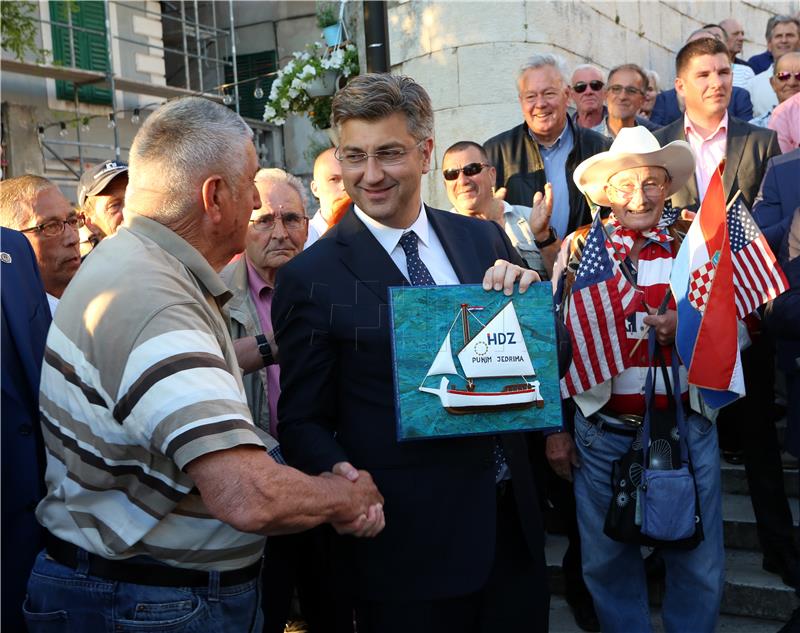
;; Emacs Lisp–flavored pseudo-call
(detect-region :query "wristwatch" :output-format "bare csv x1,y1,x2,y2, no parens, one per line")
534,226,558,248
254,334,274,367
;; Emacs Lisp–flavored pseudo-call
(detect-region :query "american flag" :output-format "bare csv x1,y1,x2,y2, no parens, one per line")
728,200,788,318
562,217,642,397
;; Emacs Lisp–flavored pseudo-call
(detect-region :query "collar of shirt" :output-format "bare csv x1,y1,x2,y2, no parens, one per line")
684,110,728,142
528,118,573,151
245,256,272,298
352,200,427,256
124,213,232,306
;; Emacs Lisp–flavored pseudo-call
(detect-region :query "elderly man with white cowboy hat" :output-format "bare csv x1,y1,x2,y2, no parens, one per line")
548,126,725,632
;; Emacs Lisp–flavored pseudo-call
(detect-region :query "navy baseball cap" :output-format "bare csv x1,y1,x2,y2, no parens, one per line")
77,160,128,206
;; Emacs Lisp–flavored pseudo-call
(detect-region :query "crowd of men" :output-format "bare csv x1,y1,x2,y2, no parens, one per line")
1,9,799,633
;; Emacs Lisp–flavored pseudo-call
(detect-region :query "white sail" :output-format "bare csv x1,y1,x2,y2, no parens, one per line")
426,332,458,377
457,302,534,378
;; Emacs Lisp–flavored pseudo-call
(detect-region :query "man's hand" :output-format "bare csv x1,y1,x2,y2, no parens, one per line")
327,461,385,538
642,307,677,346
530,183,554,241
482,260,541,296
546,432,579,481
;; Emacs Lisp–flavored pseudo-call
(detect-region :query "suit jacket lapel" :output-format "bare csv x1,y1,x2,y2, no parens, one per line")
723,119,748,204
427,207,482,284
336,208,408,304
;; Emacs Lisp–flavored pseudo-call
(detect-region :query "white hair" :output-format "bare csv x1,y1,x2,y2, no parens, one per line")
518,53,570,89
254,168,309,214
127,97,253,223
571,63,607,83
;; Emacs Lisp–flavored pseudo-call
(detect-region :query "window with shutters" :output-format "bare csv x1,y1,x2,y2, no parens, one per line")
49,1,111,105
225,51,278,120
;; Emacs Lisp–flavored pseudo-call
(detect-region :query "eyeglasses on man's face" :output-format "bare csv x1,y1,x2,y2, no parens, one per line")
775,71,800,81
442,162,490,181
607,84,644,97
606,180,666,201
21,214,85,237
249,212,308,232
572,80,605,93
334,140,425,168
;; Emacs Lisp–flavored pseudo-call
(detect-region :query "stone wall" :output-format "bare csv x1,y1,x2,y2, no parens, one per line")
386,1,796,209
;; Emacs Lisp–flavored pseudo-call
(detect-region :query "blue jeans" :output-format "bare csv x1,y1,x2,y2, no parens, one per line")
23,549,263,632
573,409,724,633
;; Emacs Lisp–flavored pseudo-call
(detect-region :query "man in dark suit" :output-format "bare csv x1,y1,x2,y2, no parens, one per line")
273,73,549,633
753,148,800,252
0,227,52,632
654,38,781,212
657,36,795,586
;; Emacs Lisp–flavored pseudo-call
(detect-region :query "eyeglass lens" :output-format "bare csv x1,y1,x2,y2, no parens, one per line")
776,71,800,81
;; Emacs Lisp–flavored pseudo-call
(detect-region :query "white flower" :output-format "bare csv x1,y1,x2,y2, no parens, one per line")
263,105,276,119
273,117,285,125
269,84,279,100
293,51,304,59
291,77,304,89
301,64,316,77
280,99,290,110
301,52,310,61
288,88,299,99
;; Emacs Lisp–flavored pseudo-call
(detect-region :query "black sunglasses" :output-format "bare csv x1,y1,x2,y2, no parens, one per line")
442,162,490,181
775,71,800,81
572,80,604,93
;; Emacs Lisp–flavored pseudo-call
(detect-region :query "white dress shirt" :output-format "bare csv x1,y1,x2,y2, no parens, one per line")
46,293,59,316
352,202,460,285
748,66,779,119
304,210,330,249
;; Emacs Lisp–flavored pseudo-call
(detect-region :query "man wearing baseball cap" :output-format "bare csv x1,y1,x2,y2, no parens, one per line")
78,159,128,242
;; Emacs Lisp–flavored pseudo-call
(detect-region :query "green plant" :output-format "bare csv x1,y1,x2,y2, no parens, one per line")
1,0,49,63
316,2,338,29
263,43,358,129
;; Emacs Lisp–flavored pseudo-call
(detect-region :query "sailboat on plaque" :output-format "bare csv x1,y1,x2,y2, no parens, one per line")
418,301,544,414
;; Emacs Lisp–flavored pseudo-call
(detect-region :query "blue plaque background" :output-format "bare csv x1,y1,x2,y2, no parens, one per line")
389,283,563,441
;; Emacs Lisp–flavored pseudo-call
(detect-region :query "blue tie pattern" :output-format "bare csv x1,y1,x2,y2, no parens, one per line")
399,231,436,286
398,231,509,482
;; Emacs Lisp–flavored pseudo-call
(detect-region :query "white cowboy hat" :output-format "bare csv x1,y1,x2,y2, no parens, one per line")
573,126,695,207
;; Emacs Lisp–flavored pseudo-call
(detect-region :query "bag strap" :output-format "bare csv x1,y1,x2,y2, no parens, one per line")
642,330,689,466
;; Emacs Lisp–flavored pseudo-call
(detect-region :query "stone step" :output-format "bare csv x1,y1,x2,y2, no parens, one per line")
721,460,798,497
546,534,798,622
723,493,799,551
548,594,788,633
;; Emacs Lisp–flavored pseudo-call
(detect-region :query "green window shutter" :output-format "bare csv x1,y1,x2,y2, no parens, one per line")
225,51,277,120
50,0,111,105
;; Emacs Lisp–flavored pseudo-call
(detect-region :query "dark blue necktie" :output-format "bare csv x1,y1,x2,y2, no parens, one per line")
399,231,508,481
399,231,435,286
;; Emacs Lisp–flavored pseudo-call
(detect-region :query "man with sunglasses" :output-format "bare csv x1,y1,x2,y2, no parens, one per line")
592,64,660,140
750,51,800,127
0,175,81,314
570,64,607,129
442,141,555,279
747,16,800,119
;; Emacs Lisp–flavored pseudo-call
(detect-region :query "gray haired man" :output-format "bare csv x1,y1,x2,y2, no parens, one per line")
24,97,384,632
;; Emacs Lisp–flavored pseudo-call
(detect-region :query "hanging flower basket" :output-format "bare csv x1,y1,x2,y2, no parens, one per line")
263,42,359,130
305,70,339,97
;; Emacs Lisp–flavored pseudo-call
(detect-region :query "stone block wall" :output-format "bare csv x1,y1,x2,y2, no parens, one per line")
387,1,796,209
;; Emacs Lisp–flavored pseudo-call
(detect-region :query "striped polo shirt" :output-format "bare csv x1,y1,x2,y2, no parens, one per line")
37,214,266,572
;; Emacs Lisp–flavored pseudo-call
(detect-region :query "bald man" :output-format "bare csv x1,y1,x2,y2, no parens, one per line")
306,147,348,248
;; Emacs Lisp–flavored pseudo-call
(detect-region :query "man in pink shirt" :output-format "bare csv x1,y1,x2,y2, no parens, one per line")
656,36,797,589
769,91,800,152
655,36,780,211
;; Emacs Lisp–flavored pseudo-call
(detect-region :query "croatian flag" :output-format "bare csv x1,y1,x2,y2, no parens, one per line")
670,169,743,409
562,215,642,397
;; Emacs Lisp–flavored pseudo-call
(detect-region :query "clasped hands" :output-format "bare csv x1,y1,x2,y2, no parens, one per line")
327,461,385,538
